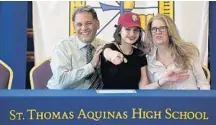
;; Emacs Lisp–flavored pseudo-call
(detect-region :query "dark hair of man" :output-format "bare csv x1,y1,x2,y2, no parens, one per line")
72,5,99,22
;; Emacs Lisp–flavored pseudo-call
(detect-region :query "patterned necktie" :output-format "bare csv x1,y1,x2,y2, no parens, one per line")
86,44,103,89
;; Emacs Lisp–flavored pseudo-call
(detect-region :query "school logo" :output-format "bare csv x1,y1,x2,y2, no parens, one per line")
132,14,138,22
69,1,174,42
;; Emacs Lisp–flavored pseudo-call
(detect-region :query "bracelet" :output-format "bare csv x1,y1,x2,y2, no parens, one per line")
157,80,162,87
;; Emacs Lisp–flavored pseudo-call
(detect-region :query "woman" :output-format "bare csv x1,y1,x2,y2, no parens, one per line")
144,14,210,90
100,12,189,89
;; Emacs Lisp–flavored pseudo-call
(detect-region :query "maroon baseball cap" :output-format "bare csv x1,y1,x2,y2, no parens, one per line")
117,12,142,29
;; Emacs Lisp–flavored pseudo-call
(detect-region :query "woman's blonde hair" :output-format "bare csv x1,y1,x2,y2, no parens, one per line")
144,14,199,69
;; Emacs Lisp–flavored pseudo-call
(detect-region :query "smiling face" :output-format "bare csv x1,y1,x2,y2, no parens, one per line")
151,19,169,46
120,26,140,45
73,12,100,43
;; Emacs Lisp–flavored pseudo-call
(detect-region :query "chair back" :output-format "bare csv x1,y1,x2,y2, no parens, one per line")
202,65,210,83
30,58,52,89
0,60,13,89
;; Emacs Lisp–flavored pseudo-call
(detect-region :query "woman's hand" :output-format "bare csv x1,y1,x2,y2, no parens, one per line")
109,50,124,65
164,70,189,83
104,48,124,65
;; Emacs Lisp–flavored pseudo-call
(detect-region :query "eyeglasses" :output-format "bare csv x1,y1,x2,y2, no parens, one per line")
151,26,167,33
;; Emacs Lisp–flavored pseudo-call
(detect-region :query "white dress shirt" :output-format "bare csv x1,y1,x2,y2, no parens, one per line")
147,47,210,90
47,36,101,89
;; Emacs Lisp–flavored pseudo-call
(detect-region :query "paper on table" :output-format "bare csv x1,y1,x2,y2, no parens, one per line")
96,90,137,94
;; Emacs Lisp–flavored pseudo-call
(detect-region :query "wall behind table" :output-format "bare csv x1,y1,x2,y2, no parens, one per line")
0,2,28,89
209,1,216,89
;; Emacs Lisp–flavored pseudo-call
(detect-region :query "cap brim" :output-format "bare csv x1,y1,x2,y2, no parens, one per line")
121,22,143,30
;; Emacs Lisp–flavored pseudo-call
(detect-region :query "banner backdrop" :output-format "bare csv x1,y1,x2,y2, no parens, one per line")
0,90,216,125
33,1,209,66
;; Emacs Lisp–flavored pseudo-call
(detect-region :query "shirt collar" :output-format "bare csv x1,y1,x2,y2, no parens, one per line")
75,36,87,49
149,46,157,64
75,35,96,50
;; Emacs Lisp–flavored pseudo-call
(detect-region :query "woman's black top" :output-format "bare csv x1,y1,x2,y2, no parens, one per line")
100,43,147,89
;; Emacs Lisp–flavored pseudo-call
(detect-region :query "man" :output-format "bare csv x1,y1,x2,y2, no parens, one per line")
47,6,104,89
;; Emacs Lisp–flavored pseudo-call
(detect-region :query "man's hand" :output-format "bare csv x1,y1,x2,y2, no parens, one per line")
91,44,104,68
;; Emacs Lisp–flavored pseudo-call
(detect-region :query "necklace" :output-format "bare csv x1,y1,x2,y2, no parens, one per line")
116,43,133,63
117,44,133,55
